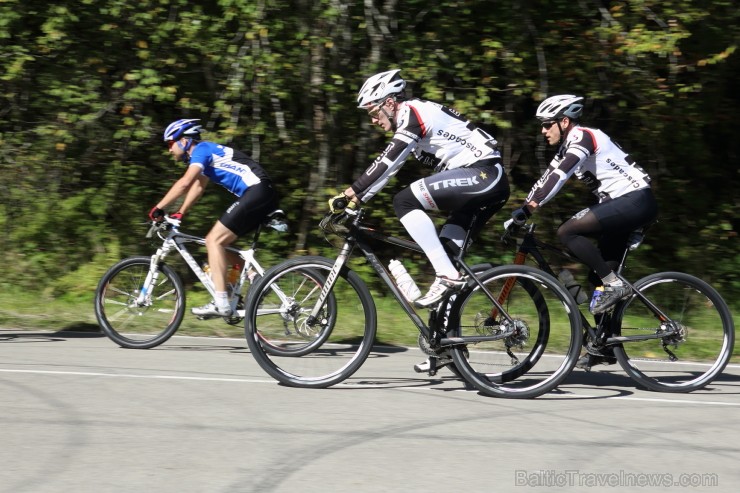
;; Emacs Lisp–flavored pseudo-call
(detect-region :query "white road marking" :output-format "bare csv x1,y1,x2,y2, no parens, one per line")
2,367,738,406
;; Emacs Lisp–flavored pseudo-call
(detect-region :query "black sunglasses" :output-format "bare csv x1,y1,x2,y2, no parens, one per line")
541,120,559,130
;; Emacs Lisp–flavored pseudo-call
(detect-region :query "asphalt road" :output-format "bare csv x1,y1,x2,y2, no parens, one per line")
2,327,739,493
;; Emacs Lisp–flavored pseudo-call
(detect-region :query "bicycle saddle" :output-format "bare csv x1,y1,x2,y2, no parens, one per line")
263,209,289,232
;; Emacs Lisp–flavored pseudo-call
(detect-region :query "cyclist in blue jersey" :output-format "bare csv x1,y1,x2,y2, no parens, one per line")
149,119,280,317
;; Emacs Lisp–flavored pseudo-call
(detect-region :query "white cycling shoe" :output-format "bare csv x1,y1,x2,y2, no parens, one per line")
413,276,466,308
191,301,233,318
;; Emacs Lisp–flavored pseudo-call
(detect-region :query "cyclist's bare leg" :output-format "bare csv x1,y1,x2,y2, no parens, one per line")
205,220,239,293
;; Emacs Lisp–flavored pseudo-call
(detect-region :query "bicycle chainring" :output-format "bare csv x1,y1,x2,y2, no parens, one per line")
417,332,438,357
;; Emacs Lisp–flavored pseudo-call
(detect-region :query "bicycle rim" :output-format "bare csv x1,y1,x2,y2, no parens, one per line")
449,265,582,398
612,272,735,392
244,257,377,388
94,257,185,349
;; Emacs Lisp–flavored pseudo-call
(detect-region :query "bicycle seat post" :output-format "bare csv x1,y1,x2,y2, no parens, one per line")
250,223,265,250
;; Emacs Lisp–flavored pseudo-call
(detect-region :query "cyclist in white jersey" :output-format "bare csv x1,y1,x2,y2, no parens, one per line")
329,70,509,307
506,95,658,365
149,119,280,317
331,70,511,374
330,69,510,311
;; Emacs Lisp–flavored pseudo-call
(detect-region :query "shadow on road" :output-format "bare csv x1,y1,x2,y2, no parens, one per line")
0,324,103,342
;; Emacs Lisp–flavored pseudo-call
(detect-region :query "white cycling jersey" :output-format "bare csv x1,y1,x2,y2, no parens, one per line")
526,125,651,205
351,99,500,202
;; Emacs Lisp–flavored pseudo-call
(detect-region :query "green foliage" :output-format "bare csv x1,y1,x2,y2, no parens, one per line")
0,0,737,312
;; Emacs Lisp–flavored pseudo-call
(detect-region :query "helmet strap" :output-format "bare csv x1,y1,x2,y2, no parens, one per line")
177,138,192,152
380,101,397,132
177,138,195,163
556,118,572,145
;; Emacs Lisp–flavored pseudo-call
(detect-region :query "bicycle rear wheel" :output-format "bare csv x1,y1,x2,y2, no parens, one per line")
612,271,735,392
244,256,377,388
448,265,582,398
94,256,185,349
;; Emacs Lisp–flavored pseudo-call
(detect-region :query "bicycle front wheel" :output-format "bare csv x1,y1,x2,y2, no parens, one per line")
244,256,377,388
255,268,338,357
448,265,582,398
94,256,185,349
612,271,735,392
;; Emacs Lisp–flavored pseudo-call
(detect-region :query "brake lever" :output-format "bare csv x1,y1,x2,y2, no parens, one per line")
145,221,160,239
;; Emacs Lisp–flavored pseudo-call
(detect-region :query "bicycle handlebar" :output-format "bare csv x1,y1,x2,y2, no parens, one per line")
145,215,181,239
500,221,531,245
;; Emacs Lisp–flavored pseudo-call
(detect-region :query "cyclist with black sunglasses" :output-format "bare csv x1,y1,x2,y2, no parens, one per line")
505,95,658,340
330,70,510,309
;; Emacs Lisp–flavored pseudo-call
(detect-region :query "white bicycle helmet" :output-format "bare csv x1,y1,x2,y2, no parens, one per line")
536,95,584,121
163,119,202,141
357,69,407,108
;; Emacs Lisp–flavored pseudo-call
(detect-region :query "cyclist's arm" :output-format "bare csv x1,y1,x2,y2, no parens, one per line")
177,173,209,214
525,131,595,207
155,164,206,210
348,133,418,203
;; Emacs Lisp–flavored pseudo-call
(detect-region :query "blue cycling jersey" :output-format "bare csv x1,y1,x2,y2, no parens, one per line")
189,141,271,197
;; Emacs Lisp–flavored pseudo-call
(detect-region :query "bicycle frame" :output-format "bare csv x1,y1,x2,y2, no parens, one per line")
309,210,517,350
135,216,282,317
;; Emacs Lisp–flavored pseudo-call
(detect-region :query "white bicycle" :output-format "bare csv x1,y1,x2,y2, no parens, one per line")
94,212,337,351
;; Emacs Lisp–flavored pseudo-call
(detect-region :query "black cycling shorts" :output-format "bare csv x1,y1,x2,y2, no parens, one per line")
393,159,510,232
219,181,279,236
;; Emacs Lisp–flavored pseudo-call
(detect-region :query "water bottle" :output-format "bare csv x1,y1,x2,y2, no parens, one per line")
590,286,605,312
228,264,241,285
558,269,588,304
389,259,422,302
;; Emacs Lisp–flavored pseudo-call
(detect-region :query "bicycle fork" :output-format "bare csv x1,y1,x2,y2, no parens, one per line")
135,245,173,307
307,241,354,326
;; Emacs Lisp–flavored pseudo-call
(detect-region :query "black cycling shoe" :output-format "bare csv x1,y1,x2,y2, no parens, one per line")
589,283,632,314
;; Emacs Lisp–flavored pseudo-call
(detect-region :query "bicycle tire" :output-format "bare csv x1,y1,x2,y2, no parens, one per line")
254,268,338,357
244,256,377,388
94,256,185,349
612,271,735,392
447,264,582,398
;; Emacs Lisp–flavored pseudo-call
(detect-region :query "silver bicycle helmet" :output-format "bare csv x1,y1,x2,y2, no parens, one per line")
536,95,584,121
357,69,407,108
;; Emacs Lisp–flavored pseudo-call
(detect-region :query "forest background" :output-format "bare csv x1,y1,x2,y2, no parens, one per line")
0,0,737,331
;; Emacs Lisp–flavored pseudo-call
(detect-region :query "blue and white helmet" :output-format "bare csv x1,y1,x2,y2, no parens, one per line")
357,69,406,108
163,119,202,142
535,95,584,121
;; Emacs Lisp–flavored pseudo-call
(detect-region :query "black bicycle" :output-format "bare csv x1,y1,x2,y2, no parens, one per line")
243,208,582,399
502,221,735,392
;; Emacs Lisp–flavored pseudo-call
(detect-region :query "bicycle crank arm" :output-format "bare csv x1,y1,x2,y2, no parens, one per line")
440,334,509,345
605,330,676,344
